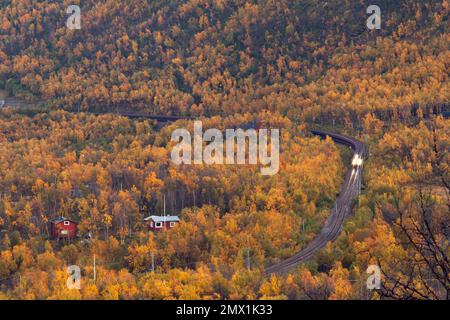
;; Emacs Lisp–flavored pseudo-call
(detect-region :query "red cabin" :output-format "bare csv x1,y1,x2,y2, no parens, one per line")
144,215,180,231
49,217,78,240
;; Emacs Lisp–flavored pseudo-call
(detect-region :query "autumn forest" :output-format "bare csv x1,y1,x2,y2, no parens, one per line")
0,0,448,300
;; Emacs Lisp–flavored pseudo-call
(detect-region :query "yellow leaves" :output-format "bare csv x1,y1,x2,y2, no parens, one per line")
329,262,353,300
142,278,173,299
82,284,100,300
194,31,207,44
12,244,34,270
2,197,14,220
295,267,333,299
212,0,226,11
265,187,287,211
172,57,183,66
33,178,48,192
37,251,60,272
102,214,112,229
0,251,16,277
171,25,182,37
353,215,406,276
11,55,39,76
73,42,84,58
249,210,297,252
199,15,209,29
229,269,260,300
139,267,217,300
45,270,82,300
64,152,77,165
177,284,201,300
224,218,239,234
363,113,384,135
126,242,155,273
157,15,165,26
144,172,164,200
259,275,283,298
0,17,11,31
153,31,163,45
103,284,120,300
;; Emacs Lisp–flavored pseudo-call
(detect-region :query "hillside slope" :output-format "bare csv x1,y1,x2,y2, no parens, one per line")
0,0,448,119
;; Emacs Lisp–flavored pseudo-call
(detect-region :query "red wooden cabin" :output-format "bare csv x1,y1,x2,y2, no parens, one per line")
49,217,78,240
144,215,180,231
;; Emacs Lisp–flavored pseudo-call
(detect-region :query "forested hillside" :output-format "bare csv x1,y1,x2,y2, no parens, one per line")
0,0,448,300
0,0,448,119
0,110,346,299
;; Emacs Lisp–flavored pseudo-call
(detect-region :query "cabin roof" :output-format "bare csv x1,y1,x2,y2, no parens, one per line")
49,217,76,224
144,215,180,223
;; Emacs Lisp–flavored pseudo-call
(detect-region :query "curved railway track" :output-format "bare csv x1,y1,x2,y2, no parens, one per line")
265,130,366,275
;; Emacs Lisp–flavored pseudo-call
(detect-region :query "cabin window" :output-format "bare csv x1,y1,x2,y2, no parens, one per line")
170,222,175,228
155,222,163,228
63,221,70,226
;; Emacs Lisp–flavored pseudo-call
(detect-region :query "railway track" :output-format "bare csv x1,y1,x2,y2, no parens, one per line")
91,112,189,122
265,130,366,275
